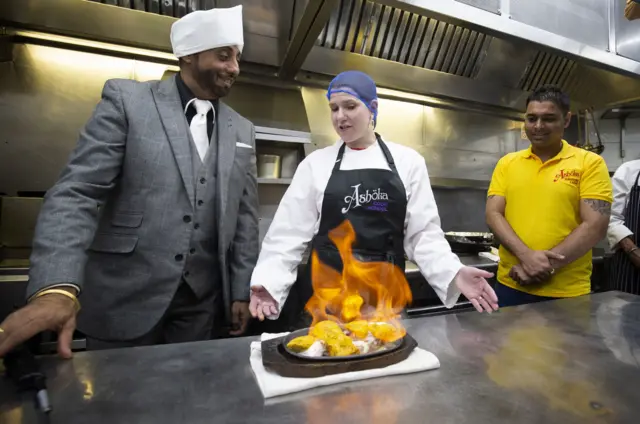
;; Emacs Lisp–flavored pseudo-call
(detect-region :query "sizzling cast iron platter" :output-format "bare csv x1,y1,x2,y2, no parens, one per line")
282,328,403,361
262,328,418,378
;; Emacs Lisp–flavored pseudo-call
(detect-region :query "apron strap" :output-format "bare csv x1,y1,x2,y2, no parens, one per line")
332,142,348,172
376,133,400,175
333,134,400,174
375,134,405,266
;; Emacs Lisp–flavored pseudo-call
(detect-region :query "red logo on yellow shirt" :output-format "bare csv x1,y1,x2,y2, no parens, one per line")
553,169,581,186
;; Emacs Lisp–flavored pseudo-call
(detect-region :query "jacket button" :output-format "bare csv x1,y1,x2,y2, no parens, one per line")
199,178,206,184
183,215,192,223
197,200,204,206
175,254,184,261
183,270,190,277
189,248,196,254
194,223,200,230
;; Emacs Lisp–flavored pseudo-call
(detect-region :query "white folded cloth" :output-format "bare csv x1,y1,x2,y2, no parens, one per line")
479,251,500,263
249,332,441,399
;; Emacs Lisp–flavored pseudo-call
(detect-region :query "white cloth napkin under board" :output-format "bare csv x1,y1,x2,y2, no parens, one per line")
249,332,441,399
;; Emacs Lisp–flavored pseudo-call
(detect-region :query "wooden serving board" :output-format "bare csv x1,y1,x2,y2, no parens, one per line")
261,333,418,378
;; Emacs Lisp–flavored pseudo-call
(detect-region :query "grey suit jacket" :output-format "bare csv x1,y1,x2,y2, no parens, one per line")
26,76,259,340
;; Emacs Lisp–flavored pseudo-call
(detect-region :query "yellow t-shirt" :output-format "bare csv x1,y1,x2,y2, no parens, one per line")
487,141,612,297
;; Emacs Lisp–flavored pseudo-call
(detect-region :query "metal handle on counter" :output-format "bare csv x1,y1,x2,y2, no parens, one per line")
406,301,474,317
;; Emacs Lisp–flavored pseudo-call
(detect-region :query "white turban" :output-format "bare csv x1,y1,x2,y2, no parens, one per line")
170,5,244,58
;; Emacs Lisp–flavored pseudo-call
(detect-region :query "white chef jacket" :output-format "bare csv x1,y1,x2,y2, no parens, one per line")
250,138,464,319
607,159,640,250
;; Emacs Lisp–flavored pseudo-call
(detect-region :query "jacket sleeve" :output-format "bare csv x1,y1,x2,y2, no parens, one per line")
403,154,463,308
229,124,260,302
250,157,319,318
607,162,634,249
27,79,128,298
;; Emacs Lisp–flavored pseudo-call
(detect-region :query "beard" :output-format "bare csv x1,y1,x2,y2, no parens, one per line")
194,62,236,98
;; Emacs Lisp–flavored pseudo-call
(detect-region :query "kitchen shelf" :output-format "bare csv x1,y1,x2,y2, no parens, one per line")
257,178,292,185
256,133,310,144
255,126,311,144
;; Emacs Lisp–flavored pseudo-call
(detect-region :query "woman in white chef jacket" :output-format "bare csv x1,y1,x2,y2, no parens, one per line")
249,71,499,325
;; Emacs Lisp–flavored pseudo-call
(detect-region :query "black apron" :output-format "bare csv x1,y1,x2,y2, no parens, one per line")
608,170,640,295
280,134,408,330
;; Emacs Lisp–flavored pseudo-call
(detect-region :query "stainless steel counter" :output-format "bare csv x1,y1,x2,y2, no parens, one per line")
405,253,498,275
406,251,606,275
1,291,639,423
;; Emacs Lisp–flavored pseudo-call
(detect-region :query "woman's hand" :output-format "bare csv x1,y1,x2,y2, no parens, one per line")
249,286,279,321
454,267,499,313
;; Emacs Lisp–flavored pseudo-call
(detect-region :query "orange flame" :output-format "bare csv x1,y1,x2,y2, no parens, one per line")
304,220,413,341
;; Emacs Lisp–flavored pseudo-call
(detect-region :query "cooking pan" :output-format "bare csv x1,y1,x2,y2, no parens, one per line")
445,232,494,254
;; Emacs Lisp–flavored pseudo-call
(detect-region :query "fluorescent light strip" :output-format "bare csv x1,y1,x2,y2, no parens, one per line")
10,29,179,66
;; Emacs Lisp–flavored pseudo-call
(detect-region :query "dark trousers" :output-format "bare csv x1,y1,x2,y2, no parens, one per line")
86,282,222,351
495,283,557,308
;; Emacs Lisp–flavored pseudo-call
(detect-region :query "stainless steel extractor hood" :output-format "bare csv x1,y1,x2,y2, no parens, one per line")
3,0,640,113
300,0,640,112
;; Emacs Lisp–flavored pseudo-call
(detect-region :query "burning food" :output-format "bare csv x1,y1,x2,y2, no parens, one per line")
286,318,404,358
286,219,413,359
287,335,317,352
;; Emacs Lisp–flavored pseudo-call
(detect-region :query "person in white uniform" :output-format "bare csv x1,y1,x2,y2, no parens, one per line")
607,159,640,294
248,71,499,326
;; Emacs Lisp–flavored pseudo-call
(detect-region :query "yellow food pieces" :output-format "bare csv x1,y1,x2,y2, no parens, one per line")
341,294,364,322
286,335,317,352
309,320,342,339
309,320,359,357
345,320,369,339
297,319,403,357
369,322,403,343
324,332,360,357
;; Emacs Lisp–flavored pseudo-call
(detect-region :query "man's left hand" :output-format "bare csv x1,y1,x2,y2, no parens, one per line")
230,301,251,336
454,267,499,313
510,264,551,285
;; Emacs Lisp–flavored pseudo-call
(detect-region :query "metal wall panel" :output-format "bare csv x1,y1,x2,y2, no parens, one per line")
510,0,609,51
455,0,499,15
583,117,640,171
0,44,135,196
615,0,640,63
421,106,519,181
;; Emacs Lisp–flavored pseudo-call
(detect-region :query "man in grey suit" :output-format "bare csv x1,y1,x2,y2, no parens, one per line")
0,5,258,357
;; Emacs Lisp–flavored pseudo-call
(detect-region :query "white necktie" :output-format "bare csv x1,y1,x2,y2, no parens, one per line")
187,99,213,161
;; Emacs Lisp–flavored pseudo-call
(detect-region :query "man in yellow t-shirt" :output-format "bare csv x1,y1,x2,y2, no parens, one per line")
486,85,612,307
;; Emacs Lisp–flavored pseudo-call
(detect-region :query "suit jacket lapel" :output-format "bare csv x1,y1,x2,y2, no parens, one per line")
217,102,236,244
152,76,196,207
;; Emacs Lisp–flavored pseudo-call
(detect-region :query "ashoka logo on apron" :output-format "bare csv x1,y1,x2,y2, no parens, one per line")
342,183,389,214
